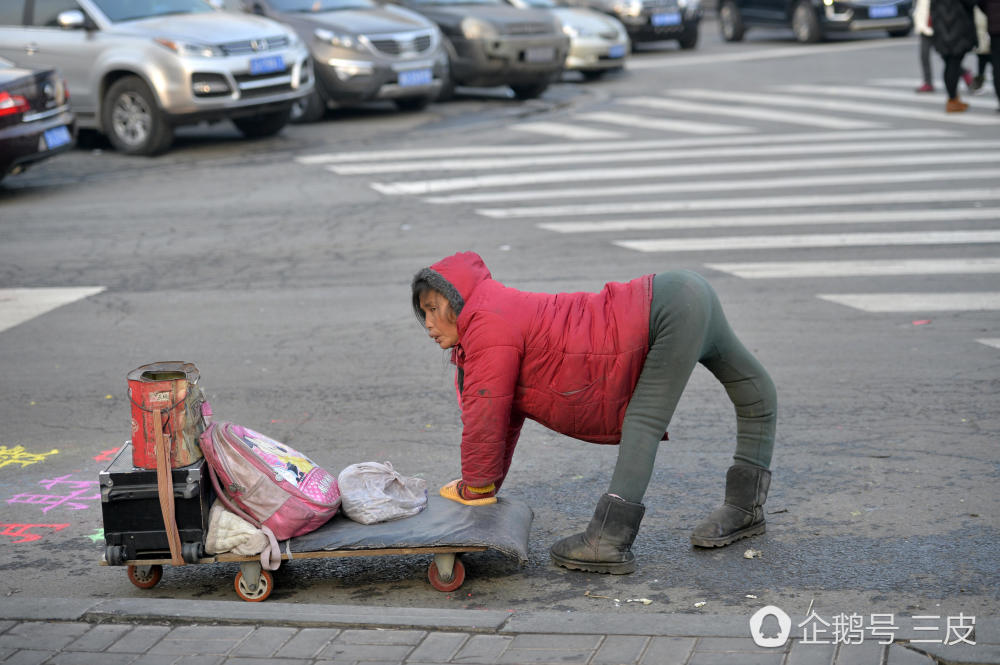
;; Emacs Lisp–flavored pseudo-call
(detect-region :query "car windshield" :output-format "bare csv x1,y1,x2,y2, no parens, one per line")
91,0,215,22
267,0,377,11
406,0,499,5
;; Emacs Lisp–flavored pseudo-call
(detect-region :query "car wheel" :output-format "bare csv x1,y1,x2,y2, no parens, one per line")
290,90,326,124
792,1,822,43
719,0,746,42
511,81,549,100
394,96,433,111
102,75,173,156
232,108,291,138
678,24,699,49
888,26,913,37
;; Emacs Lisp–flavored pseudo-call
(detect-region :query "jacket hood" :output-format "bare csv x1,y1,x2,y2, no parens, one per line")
411,251,492,321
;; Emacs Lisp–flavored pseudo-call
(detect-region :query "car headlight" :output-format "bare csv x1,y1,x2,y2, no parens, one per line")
154,38,224,57
460,17,498,39
562,23,580,37
315,27,356,49
612,0,642,16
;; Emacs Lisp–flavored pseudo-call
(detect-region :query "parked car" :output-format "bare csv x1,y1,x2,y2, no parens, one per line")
229,0,447,120
717,0,913,42
503,0,628,79
0,0,313,156
0,56,75,184
384,0,569,100
563,0,700,50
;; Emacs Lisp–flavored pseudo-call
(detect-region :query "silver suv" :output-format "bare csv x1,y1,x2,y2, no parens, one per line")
0,0,314,155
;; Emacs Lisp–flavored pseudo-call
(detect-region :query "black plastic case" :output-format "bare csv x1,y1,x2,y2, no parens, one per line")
100,442,213,564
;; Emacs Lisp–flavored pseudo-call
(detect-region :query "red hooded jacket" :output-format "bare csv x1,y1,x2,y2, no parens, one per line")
425,252,654,489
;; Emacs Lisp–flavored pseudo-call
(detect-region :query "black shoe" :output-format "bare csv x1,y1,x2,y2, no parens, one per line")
550,494,645,574
690,464,770,548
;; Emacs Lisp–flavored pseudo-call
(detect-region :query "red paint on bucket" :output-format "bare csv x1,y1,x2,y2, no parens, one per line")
127,362,204,469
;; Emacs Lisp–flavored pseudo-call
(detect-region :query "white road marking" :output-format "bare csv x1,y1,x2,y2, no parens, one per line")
626,38,905,70
817,292,1000,312
373,149,1000,194
703,258,1000,279
538,208,1000,233
0,287,106,335
671,89,1000,125
619,95,882,129
427,168,1000,204
297,128,953,165
615,230,1000,253
977,338,1000,349
477,188,1000,218
573,111,751,135
868,78,924,88
511,122,626,140
781,83,994,107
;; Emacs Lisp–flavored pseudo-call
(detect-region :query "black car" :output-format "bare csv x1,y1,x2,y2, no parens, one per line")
718,0,913,43
0,57,75,185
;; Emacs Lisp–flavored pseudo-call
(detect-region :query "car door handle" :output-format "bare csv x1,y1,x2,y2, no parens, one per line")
24,43,38,55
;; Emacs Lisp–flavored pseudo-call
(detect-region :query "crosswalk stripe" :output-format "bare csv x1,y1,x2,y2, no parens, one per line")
626,38,904,70
477,188,1000,219
296,129,953,165
372,149,1000,194
511,122,626,140
671,89,1000,125
867,78,923,88
781,84,973,106
817,292,1000,312
538,208,1000,233
704,258,1000,279
977,338,1000,349
619,95,882,129
427,168,1000,204
0,287,106,335
572,111,751,135
342,139,994,176
615,230,1000,253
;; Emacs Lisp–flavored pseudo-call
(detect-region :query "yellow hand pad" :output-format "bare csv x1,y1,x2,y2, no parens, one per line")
440,480,497,506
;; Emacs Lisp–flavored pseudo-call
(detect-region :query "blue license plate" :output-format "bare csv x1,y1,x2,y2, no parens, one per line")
651,11,682,26
608,44,626,58
398,68,433,87
869,4,898,17
43,125,71,150
249,55,285,76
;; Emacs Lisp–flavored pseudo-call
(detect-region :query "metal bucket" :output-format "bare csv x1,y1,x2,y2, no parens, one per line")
127,362,205,469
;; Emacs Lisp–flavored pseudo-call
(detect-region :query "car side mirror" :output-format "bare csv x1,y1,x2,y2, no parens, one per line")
56,9,87,29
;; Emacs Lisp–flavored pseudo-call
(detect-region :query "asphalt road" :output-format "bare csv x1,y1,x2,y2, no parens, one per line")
1,18,998,626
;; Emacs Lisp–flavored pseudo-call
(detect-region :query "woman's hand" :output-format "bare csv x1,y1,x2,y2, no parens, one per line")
439,479,498,506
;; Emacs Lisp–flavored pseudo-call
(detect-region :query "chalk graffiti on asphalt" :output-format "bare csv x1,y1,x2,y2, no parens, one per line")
7,474,101,512
93,446,121,462
0,523,70,543
0,445,59,470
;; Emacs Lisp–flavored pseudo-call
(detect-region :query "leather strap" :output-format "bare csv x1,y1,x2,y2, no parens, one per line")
154,409,184,566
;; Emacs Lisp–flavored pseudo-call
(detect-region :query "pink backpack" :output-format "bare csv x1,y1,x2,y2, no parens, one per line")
199,404,341,567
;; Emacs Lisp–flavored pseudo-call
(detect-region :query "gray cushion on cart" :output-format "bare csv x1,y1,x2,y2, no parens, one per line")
289,495,533,563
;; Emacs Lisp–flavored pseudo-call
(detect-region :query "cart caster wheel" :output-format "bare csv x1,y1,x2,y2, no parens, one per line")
127,564,163,589
428,558,465,592
234,569,273,602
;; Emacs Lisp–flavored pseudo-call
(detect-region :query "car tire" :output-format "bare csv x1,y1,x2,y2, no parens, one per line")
719,0,746,42
888,26,913,37
678,24,699,49
290,90,326,124
394,96,433,111
791,1,823,43
232,108,291,138
511,81,549,100
102,75,173,156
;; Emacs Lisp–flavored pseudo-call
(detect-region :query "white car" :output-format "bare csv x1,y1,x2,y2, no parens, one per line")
503,0,628,79
0,0,314,155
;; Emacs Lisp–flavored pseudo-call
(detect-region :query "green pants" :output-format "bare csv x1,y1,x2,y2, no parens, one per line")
608,271,776,503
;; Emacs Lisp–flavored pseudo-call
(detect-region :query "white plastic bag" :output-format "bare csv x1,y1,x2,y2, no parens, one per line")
337,461,428,525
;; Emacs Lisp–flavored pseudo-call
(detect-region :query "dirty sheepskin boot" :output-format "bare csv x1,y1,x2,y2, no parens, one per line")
550,494,645,574
690,464,770,548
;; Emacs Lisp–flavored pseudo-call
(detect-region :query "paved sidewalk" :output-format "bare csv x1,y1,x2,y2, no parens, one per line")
0,598,997,665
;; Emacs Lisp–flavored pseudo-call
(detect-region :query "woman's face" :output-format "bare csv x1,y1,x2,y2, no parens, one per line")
419,290,459,349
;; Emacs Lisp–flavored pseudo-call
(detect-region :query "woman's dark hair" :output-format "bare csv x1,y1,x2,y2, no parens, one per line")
411,269,464,323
